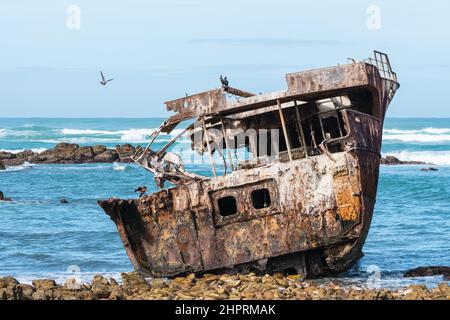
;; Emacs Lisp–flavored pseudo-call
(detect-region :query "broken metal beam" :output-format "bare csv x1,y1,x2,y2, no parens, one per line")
277,99,293,161
202,117,217,177
223,86,256,98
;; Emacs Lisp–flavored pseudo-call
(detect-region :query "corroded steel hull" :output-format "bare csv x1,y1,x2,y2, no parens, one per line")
99,53,399,278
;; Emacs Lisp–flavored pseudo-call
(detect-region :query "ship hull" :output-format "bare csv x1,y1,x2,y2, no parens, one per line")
99,54,399,278
99,111,385,277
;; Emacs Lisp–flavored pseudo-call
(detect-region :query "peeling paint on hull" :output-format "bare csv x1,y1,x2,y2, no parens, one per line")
99,51,399,278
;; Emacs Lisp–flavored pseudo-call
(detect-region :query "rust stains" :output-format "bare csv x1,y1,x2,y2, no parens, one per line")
98,51,399,278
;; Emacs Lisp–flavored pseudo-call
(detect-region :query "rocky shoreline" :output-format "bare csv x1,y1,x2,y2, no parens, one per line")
1,272,448,300
0,144,431,170
0,143,138,169
380,156,430,165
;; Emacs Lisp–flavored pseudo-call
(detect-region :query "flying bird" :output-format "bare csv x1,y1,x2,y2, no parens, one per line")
99,71,114,85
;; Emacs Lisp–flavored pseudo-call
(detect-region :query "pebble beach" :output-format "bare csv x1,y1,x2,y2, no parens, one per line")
1,272,449,300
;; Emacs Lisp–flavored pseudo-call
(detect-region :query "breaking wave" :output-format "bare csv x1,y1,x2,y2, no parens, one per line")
0,148,47,154
383,134,450,143
112,162,127,171
0,126,186,144
383,127,450,143
384,127,450,134
60,129,114,135
1,161,34,172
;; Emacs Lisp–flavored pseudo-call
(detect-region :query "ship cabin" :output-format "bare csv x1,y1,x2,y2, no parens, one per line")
131,51,398,189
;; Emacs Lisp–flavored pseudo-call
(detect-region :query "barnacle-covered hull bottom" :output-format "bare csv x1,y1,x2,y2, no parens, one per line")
99,51,399,278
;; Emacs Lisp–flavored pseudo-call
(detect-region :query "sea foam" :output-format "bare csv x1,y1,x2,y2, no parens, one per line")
1,161,34,172
112,162,127,171
58,128,186,143
0,148,48,154
383,134,450,143
383,127,450,143
384,127,450,135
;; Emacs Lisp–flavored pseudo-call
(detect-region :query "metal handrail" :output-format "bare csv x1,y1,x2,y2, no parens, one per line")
364,51,398,82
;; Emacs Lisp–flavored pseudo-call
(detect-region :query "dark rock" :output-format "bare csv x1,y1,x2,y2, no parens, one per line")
31,289,53,300
115,144,136,163
121,271,148,287
0,276,19,288
33,149,61,164
54,142,79,153
109,278,119,287
32,279,57,290
27,154,42,163
108,287,124,300
403,284,430,300
0,191,12,202
420,167,438,172
1,143,134,166
60,198,69,204
18,284,35,300
0,151,16,160
381,156,401,165
34,143,80,164
437,283,450,296
381,156,429,165
0,285,19,300
72,146,95,163
16,150,35,159
94,149,119,162
91,275,112,299
92,145,108,155
0,277,20,300
1,158,26,167
404,266,450,280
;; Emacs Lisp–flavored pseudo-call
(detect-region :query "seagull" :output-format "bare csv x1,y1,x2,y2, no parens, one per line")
220,75,229,88
99,71,114,85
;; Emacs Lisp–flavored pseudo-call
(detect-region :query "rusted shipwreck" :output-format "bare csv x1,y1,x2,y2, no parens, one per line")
99,51,399,278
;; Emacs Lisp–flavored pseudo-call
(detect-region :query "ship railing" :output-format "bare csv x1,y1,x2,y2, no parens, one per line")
365,50,398,82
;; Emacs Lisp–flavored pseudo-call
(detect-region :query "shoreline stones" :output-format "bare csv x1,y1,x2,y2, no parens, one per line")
0,272,448,300
0,143,139,167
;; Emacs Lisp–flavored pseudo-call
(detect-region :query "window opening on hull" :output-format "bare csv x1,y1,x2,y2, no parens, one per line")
218,196,238,217
251,189,271,209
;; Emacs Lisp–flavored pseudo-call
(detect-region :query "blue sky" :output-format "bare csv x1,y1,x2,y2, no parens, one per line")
0,0,449,117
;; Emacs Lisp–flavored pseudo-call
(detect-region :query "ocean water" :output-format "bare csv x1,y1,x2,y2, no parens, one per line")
0,118,449,288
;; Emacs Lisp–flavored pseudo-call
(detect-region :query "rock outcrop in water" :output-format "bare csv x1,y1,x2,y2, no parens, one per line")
420,167,439,172
380,156,429,165
0,143,138,168
404,266,450,280
0,273,449,300
0,148,434,170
